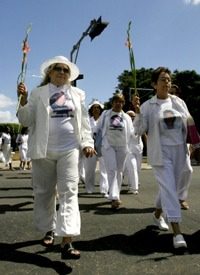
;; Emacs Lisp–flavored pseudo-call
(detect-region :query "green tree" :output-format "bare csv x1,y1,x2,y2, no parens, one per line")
172,70,200,131
116,68,154,112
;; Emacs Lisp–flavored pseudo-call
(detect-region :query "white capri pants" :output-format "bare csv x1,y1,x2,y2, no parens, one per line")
153,144,192,223
32,148,80,237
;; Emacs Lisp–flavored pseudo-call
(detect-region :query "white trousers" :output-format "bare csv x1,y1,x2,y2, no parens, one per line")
78,154,85,182
98,157,109,194
177,158,193,201
124,151,142,190
153,144,192,223
2,143,12,164
102,146,127,200
19,146,30,162
84,155,108,194
32,148,80,237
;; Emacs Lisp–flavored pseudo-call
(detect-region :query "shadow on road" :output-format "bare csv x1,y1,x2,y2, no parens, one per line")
1,229,200,274
75,227,200,256
0,240,72,275
0,201,33,213
79,200,155,215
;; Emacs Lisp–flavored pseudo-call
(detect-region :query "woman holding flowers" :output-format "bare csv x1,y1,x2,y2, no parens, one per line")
133,67,193,249
17,55,95,259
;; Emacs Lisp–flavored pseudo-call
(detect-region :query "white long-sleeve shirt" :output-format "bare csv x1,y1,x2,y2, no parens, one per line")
133,94,190,166
17,84,94,159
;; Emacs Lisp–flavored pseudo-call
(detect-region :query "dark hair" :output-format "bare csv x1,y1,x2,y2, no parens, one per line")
88,104,103,117
5,126,11,133
111,93,125,104
21,127,28,135
151,67,171,84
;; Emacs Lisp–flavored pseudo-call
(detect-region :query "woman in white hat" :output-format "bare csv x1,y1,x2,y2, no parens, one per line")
83,99,108,196
17,55,95,259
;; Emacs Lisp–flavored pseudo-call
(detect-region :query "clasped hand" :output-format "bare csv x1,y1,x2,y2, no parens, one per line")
17,82,28,106
83,147,97,158
132,95,140,114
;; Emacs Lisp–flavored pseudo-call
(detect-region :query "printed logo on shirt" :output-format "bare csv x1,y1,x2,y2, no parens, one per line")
161,109,182,130
49,91,75,118
109,114,124,131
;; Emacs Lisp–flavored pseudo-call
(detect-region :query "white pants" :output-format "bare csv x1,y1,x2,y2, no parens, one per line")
84,155,108,194
2,143,12,165
102,146,127,200
124,151,142,190
19,146,30,162
32,148,80,237
99,157,109,194
177,157,193,201
153,144,192,223
79,154,85,182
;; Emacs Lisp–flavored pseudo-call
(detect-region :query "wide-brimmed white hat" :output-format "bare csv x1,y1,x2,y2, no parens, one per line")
40,55,80,81
88,99,104,110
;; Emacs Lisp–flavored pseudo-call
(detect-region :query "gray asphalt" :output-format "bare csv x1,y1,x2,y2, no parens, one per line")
0,161,200,275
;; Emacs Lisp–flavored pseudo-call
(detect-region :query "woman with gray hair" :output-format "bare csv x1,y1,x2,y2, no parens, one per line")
17,55,95,259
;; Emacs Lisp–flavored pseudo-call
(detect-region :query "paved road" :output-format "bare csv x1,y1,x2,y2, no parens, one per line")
0,163,200,275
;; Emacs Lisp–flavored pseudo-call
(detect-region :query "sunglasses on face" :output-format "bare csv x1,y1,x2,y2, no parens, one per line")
53,67,70,73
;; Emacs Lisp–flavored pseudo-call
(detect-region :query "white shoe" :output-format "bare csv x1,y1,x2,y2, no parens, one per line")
101,192,109,198
153,213,169,231
128,188,138,195
173,234,187,249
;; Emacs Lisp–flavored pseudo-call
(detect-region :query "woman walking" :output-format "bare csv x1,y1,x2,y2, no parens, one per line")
133,67,193,249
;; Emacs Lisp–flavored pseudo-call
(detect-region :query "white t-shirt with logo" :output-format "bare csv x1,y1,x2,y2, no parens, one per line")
157,98,184,146
47,84,79,152
107,111,126,146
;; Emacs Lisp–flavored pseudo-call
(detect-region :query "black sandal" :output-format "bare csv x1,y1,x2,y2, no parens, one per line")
42,231,55,247
61,243,80,260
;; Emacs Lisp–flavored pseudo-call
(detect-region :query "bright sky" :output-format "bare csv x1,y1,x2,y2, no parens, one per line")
0,0,200,123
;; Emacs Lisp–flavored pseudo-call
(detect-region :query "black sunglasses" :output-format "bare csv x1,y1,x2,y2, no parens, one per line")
53,67,70,73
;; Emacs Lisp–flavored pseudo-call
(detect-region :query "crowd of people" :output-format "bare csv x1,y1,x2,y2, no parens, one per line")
14,55,199,259
0,126,31,171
